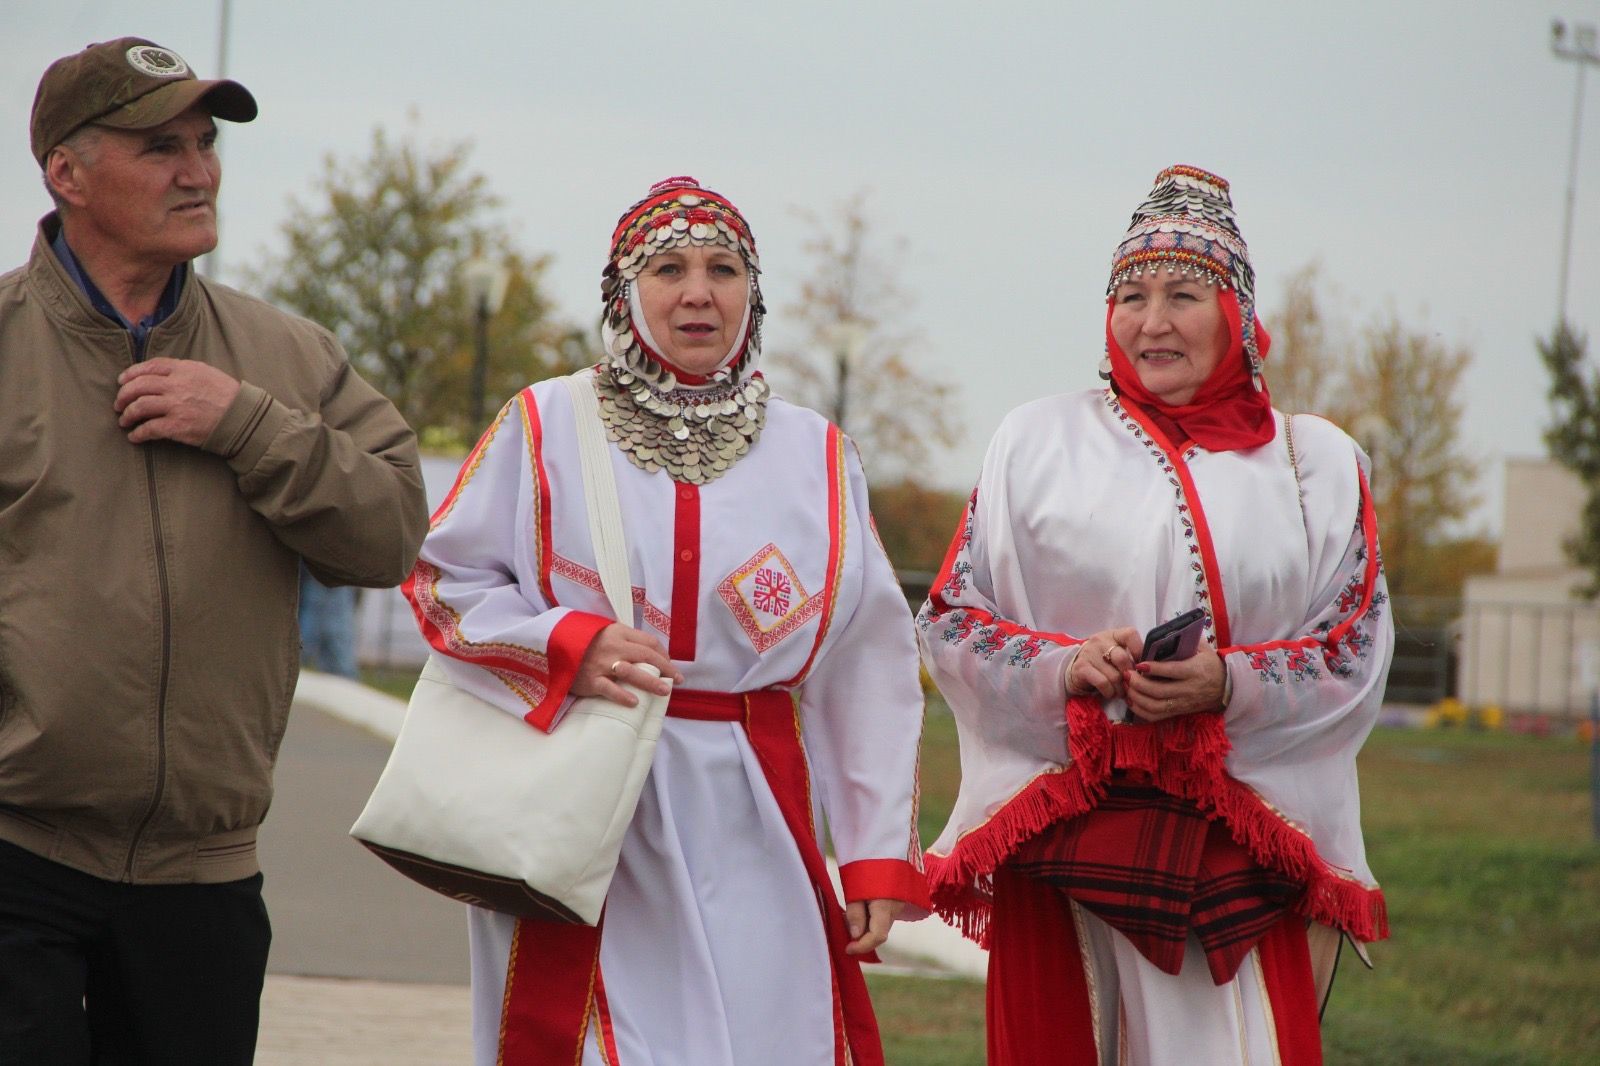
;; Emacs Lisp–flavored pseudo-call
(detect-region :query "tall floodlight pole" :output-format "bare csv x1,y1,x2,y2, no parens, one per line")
828,320,866,432
204,0,234,282
1552,19,1600,327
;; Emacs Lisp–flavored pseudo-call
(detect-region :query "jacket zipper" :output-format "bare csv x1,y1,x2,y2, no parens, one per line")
122,333,172,881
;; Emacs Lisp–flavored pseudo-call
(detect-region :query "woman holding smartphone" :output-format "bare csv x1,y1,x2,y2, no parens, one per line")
918,165,1393,1064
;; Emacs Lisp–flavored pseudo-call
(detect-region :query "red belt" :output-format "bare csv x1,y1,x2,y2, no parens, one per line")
666,687,789,720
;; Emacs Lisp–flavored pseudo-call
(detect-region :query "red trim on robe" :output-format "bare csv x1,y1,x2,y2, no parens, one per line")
1257,914,1325,1065
523,610,613,731
404,560,552,710
518,388,558,605
1118,398,1233,646
985,867,1100,1065
427,400,509,529
499,918,602,1066
593,964,622,1066
669,482,700,661
839,858,931,910
778,426,848,687
741,691,885,1066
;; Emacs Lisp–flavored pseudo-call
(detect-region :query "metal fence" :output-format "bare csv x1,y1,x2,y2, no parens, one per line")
1385,597,1458,706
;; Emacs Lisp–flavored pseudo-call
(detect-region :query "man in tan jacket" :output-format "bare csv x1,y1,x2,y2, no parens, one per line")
0,38,429,1064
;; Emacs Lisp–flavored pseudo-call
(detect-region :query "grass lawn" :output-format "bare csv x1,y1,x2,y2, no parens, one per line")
1321,727,1600,1065
360,666,422,702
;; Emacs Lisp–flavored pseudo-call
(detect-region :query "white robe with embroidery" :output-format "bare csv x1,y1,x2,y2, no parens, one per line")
406,376,927,1066
919,389,1393,1060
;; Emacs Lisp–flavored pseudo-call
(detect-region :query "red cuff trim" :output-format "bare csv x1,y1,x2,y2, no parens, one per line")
525,610,611,731
839,858,932,909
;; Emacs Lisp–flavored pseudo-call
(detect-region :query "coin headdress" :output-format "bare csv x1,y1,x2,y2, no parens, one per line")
1106,164,1263,384
597,176,768,484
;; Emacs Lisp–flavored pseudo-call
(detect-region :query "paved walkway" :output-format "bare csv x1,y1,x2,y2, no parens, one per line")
259,976,472,1065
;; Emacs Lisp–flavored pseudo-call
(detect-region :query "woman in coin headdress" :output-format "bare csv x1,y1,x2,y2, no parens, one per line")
918,165,1392,1064
405,176,929,1065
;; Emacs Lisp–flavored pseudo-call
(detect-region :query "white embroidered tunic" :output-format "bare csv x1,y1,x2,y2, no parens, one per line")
920,389,1392,948
406,375,927,1066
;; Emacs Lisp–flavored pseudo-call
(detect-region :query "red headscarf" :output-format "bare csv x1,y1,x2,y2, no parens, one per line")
1104,287,1275,452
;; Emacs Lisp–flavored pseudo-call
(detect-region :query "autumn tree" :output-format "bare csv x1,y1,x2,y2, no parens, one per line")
1260,265,1488,599
868,480,969,578
1338,312,1478,598
1264,261,1345,416
767,193,961,484
1538,322,1600,595
249,126,591,445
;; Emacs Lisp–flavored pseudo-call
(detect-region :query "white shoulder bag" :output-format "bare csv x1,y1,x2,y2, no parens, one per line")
350,371,671,924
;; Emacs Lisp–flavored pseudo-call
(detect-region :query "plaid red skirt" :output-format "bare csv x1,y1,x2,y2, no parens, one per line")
1010,773,1302,984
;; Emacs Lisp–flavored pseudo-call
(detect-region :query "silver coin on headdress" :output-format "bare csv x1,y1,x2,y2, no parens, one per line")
595,178,769,484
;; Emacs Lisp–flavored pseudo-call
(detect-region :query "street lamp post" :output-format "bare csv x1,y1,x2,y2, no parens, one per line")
1552,19,1600,327
462,254,510,430
828,319,868,431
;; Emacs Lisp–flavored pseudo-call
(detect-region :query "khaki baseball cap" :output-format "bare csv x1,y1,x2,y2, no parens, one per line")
30,37,257,165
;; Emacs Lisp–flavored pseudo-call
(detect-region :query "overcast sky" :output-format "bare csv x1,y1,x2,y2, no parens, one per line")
7,1,1597,532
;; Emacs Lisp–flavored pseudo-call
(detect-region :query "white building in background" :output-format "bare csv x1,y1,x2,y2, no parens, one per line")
1459,458,1600,716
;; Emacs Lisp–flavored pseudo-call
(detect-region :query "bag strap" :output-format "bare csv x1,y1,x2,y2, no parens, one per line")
563,371,634,624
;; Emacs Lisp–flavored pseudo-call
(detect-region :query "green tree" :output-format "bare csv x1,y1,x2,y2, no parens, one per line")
1538,322,1600,595
249,126,591,445
767,192,961,483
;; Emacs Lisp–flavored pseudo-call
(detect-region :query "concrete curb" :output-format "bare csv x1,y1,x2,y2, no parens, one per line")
293,670,988,980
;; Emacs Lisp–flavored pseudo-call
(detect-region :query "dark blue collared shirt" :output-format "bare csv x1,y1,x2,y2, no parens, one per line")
50,228,187,359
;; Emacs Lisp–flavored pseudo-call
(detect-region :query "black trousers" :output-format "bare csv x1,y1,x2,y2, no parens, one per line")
0,838,272,1066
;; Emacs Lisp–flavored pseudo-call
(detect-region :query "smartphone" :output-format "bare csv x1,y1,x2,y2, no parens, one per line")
1140,608,1206,663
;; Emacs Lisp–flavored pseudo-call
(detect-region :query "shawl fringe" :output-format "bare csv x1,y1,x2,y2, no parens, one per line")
925,698,1388,949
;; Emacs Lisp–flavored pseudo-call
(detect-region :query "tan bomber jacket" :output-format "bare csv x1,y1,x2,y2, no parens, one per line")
0,216,428,883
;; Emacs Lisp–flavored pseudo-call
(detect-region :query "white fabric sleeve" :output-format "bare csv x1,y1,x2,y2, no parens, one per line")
405,394,610,730
915,425,1079,728
1221,416,1395,762
1221,491,1394,764
796,445,929,908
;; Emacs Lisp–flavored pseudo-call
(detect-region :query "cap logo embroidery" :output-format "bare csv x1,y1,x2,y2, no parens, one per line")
125,45,189,78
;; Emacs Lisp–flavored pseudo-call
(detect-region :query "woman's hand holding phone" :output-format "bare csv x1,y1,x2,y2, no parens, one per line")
1065,627,1142,699
1107,608,1226,720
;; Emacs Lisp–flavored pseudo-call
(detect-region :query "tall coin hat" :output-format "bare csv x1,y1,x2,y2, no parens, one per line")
1107,165,1264,387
